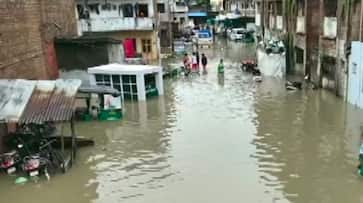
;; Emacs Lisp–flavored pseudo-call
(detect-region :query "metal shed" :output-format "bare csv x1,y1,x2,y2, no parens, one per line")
0,79,82,167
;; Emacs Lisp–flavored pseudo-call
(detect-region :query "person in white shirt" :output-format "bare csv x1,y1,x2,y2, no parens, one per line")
191,52,198,72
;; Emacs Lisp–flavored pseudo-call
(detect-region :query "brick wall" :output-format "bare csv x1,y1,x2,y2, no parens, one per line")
0,0,77,80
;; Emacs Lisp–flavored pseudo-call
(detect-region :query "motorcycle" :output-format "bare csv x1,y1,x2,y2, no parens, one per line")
22,155,49,179
22,139,63,179
0,150,21,174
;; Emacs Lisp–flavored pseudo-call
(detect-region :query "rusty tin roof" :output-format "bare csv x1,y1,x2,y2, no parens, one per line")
0,79,82,124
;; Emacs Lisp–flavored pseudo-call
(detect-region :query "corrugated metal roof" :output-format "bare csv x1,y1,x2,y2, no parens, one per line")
0,80,36,122
0,79,81,124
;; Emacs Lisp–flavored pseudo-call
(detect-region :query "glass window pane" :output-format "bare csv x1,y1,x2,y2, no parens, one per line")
124,93,132,100
122,75,130,83
123,84,131,92
114,85,121,91
95,74,103,82
104,75,110,82
131,85,137,93
130,75,136,83
112,75,120,83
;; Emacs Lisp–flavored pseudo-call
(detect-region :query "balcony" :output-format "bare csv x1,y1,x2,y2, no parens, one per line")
323,17,337,39
241,9,255,17
296,16,305,34
79,17,154,33
172,4,188,13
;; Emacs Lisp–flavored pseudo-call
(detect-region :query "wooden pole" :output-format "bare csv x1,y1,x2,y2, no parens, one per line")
70,116,76,163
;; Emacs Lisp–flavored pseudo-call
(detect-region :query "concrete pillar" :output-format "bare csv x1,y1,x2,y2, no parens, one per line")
89,74,96,86
137,73,146,101
138,101,148,128
155,71,164,95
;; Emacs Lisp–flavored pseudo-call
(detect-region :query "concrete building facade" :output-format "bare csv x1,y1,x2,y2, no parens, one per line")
77,0,160,63
256,0,363,98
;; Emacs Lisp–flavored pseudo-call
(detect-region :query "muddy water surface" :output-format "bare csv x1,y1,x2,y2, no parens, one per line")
1,40,363,203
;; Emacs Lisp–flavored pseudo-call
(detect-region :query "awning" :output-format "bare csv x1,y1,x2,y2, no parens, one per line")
188,12,207,17
0,79,82,124
78,85,121,97
0,80,36,123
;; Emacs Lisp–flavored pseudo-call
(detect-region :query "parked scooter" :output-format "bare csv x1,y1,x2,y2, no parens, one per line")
22,155,48,178
22,139,64,179
0,150,21,174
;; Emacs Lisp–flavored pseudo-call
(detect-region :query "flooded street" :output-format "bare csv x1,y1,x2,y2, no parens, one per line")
2,39,363,203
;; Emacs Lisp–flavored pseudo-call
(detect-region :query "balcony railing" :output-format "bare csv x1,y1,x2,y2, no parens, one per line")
79,17,154,33
323,17,337,39
172,5,188,13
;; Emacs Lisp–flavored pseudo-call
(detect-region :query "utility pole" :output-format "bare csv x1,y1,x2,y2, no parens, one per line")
261,0,265,40
169,0,174,53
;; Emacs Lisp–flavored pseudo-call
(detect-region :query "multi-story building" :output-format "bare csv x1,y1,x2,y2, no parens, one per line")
157,0,172,50
77,0,160,63
255,0,284,41
225,0,255,18
0,0,78,79
256,0,363,98
171,0,189,30
156,0,189,53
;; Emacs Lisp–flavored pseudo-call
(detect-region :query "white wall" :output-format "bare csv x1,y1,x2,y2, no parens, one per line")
79,0,155,19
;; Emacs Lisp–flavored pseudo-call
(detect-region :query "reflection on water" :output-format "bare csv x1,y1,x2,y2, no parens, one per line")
1,39,363,203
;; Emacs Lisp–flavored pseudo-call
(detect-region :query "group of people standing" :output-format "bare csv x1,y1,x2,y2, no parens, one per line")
183,52,208,74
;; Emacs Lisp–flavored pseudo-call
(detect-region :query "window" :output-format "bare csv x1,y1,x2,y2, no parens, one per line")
324,0,337,17
295,48,304,64
145,74,156,90
122,75,138,100
180,17,185,24
142,39,152,53
137,4,149,17
122,4,133,17
297,0,305,16
157,3,165,13
101,3,111,10
112,75,121,91
95,74,111,87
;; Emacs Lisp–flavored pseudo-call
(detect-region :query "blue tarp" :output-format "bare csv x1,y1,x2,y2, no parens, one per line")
188,12,207,17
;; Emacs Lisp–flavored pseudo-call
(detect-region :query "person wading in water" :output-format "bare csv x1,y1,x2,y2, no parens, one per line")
218,59,224,74
201,53,208,74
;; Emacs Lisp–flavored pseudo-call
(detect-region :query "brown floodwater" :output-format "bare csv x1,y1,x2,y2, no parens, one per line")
1,39,363,203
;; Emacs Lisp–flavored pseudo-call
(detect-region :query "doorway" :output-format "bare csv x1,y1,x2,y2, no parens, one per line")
123,38,136,58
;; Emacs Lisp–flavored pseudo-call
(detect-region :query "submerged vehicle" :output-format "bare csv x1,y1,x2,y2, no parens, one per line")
228,28,245,41
241,59,257,72
196,29,213,48
0,150,20,174
76,86,122,121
